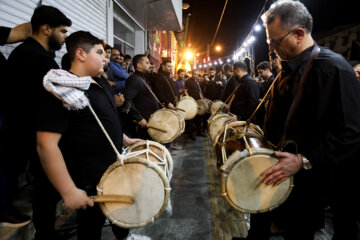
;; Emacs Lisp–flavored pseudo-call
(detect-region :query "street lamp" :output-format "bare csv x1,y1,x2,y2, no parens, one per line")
215,45,222,52
185,51,193,60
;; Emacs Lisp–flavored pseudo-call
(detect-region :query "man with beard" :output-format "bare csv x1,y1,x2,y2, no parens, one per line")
124,54,160,139
3,5,71,239
108,48,129,94
205,66,226,101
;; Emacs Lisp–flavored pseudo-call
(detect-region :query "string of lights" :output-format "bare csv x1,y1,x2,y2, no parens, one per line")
193,0,270,70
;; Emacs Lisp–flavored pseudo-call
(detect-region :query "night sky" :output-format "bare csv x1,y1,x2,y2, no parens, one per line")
185,0,359,66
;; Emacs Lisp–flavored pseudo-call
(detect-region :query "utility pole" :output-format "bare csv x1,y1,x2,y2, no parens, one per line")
207,43,210,59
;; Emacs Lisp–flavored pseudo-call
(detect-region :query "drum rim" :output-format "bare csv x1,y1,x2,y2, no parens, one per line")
148,108,184,143
220,148,294,213
210,100,226,115
127,140,174,176
176,96,198,120
208,113,232,140
97,156,171,228
213,121,264,148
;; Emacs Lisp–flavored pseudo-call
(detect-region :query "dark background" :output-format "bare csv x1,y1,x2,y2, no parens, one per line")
185,0,359,66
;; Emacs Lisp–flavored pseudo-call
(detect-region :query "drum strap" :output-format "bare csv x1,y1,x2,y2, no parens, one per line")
138,76,166,108
278,44,321,149
164,76,179,104
195,80,204,99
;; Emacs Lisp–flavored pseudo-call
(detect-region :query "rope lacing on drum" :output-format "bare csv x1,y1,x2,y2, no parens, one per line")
164,187,172,191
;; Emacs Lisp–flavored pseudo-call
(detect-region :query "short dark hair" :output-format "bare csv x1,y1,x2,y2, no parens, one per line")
132,54,147,70
161,60,172,66
31,5,72,33
233,61,248,72
257,61,270,71
104,44,112,51
65,31,103,61
177,69,185,74
124,54,132,60
209,66,216,71
222,63,232,72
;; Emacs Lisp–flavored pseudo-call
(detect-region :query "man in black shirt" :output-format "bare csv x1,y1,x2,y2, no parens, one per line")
151,60,180,110
235,1,360,240
205,66,226,101
256,61,274,128
0,22,32,227
37,31,138,240
227,61,259,123
125,54,160,139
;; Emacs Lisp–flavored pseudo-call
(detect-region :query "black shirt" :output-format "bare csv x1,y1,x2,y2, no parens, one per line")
230,74,259,122
205,76,226,101
259,74,274,99
124,71,160,121
264,45,360,170
222,76,238,102
151,71,180,106
0,27,10,67
185,77,202,100
37,76,123,187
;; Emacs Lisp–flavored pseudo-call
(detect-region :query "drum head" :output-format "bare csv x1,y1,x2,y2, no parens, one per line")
208,113,231,140
176,96,198,120
196,99,209,115
210,100,226,115
127,140,173,178
97,157,170,228
148,109,183,143
223,152,293,213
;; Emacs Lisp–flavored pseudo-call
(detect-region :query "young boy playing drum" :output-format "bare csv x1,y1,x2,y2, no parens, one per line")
36,31,139,240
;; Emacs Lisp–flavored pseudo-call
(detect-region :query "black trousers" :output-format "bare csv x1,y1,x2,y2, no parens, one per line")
33,169,129,240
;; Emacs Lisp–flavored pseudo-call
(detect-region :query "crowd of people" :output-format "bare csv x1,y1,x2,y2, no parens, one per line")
0,1,359,240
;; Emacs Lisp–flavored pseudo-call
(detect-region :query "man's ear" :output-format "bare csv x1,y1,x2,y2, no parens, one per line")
40,24,52,36
75,48,86,62
294,28,306,43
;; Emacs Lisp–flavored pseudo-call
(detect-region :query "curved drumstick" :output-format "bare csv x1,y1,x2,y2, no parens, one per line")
148,125,167,133
89,195,134,204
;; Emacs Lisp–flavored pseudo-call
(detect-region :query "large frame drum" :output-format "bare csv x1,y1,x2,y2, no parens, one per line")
210,100,226,115
207,113,232,141
213,121,293,213
147,108,185,143
196,98,211,115
176,96,198,120
220,149,293,213
96,157,171,228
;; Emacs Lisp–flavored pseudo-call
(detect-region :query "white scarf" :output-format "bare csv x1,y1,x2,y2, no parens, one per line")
43,69,92,110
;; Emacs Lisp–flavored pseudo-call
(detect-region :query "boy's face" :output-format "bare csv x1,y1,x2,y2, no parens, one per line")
84,44,106,77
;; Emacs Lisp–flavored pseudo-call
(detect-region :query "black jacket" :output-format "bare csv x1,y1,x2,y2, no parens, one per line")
205,76,226,101
230,74,259,122
124,71,160,121
151,71,180,106
185,77,202,100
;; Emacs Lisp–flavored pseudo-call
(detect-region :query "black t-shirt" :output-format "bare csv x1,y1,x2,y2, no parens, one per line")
37,75,123,187
0,27,11,111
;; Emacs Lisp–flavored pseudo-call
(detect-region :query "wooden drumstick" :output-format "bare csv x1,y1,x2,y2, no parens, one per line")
175,107,185,112
132,120,167,133
147,125,167,133
183,89,189,96
89,195,134,204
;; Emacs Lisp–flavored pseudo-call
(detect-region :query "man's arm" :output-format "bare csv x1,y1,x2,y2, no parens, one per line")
6,22,32,44
36,131,94,210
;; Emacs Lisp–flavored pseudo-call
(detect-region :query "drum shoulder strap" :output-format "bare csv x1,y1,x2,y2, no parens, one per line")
138,75,165,108
279,44,321,149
